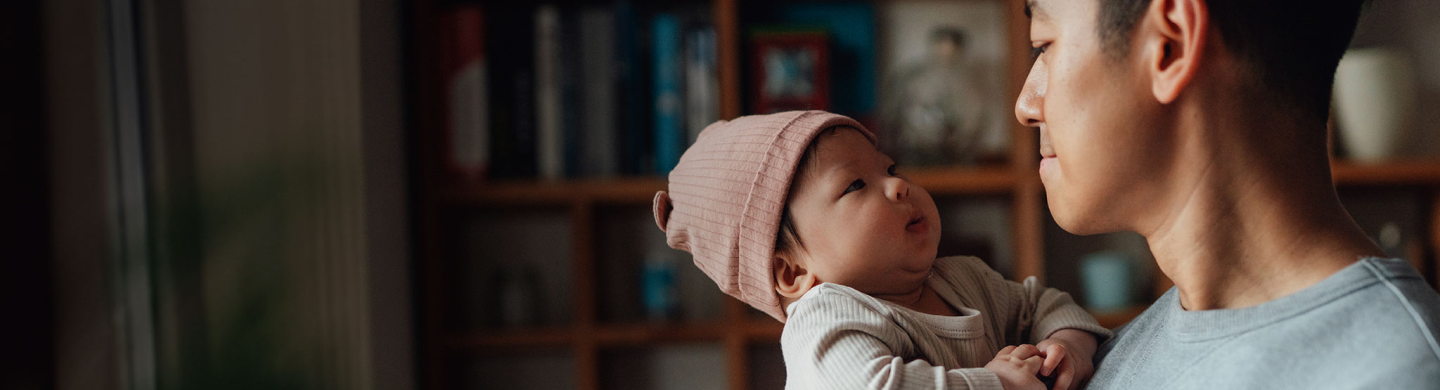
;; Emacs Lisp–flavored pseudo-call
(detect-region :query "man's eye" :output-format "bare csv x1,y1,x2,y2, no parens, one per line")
844,179,866,194
1030,43,1049,59
887,164,898,176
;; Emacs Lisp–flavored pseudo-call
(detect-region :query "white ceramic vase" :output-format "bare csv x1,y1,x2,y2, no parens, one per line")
1333,48,1418,163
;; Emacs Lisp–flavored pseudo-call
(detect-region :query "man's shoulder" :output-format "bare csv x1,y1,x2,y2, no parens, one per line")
1099,258,1440,373
1311,258,1440,359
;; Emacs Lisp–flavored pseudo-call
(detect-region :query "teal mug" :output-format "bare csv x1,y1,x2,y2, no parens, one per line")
1080,252,1137,311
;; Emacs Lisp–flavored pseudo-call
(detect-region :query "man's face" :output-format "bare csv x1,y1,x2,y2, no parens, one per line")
786,128,942,295
1016,0,1174,234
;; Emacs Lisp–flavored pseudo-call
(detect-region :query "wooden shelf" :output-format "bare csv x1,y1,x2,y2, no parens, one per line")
445,307,1147,350
448,325,578,349
446,320,785,349
1332,160,1440,187
441,159,1440,208
906,165,1018,196
442,166,1020,206
443,177,669,206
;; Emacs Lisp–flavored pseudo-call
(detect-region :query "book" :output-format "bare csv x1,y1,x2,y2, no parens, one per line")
439,6,488,183
616,1,650,175
580,7,621,177
487,5,536,179
534,5,564,180
685,27,719,146
652,13,684,177
560,9,584,177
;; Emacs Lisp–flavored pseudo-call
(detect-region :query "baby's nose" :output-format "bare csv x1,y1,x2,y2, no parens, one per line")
886,178,909,201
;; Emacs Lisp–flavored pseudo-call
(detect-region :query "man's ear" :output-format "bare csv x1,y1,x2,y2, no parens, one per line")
1142,0,1209,104
774,251,817,299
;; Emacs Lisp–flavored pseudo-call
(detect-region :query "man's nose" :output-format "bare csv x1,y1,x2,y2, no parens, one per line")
1015,58,1047,127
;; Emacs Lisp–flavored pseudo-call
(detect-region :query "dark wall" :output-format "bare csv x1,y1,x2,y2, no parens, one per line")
0,0,55,389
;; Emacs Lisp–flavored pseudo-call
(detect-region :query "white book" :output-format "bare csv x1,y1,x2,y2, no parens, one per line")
534,5,563,180
580,8,619,177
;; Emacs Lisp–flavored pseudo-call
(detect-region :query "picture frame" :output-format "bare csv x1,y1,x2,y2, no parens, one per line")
749,28,830,114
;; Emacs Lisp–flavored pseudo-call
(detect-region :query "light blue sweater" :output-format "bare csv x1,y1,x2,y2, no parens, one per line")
1090,257,1440,389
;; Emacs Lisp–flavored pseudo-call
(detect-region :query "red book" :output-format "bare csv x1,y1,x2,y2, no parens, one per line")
439,6,488,183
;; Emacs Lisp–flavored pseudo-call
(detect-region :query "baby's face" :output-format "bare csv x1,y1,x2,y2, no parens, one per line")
786,128,942,295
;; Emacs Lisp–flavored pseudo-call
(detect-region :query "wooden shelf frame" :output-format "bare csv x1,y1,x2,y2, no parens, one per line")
409,1,1440,389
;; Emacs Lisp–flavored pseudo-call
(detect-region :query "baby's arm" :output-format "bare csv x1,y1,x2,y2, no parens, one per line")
784,288,1025,390
941,258,1110,390
980,263,1109,390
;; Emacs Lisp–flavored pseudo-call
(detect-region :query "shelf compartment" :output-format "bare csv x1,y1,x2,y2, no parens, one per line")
747,343,786,390
449,348,578,390
445,209,576,329
599,343,730,390
595,205,725,324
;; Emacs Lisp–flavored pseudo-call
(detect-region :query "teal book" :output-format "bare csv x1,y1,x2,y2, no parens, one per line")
652,14,684,176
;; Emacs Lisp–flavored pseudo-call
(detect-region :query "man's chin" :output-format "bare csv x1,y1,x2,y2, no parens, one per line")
1047,197,1120,236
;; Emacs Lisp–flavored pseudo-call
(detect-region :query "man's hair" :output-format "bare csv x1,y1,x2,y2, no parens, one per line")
1098,0,1368,118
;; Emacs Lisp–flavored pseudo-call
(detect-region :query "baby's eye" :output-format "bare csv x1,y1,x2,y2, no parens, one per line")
887,164,898,176
844,179,866,194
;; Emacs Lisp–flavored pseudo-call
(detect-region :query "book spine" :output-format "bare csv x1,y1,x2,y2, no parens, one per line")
441,6,488,183
652,14,684,177
486,6,536,179
560,9,584,178
685,27,718,146
534,5,563,180
580,8,620,177
615,1,649,175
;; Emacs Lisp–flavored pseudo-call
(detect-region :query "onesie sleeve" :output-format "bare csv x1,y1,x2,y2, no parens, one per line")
944,257,1113,345
782,286,1005,390
1013,275,1113,345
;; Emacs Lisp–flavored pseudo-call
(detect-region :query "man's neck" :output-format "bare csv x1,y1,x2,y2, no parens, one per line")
1140,105,1384,310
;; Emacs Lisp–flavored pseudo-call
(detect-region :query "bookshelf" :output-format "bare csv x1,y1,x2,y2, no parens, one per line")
409,1,1440,389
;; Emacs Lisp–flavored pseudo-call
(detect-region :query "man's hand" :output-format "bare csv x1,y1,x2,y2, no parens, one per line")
985,344,1047,390
1035,329,1100,390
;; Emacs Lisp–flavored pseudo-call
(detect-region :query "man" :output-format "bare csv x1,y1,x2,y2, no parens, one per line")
1015,0,1440,388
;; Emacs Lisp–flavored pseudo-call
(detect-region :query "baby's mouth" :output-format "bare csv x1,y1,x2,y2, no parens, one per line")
906,212,925,229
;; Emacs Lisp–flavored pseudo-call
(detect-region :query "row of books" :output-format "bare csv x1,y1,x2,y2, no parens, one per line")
439,3,719,182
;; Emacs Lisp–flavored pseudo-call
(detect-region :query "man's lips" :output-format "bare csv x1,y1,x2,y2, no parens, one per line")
1038,127,1056,158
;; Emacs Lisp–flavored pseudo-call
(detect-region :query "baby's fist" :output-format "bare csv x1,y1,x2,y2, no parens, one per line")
985,344,1046,390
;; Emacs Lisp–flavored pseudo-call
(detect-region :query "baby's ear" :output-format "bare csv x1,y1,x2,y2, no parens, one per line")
773,251,816,299
653,191,673,232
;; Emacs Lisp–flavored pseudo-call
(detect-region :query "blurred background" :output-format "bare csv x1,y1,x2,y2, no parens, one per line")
2,0,1438,390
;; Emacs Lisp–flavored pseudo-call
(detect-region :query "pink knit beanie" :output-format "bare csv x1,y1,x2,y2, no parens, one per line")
652,110,876,321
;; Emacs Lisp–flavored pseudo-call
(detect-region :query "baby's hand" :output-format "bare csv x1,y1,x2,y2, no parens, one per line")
1036,329,1099,390
984,344,1046,390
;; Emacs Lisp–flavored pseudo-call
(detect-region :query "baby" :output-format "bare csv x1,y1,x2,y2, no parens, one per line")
653,111,1110,390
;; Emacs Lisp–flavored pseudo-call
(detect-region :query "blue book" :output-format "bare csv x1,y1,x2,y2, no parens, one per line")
652,14,684,177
